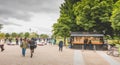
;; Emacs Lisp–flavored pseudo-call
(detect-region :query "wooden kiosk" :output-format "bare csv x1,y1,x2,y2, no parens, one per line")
70,32,104,50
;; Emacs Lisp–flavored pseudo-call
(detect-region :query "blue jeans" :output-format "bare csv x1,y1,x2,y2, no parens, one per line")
84,44,87,49
89,44,93,50
22,48,26,56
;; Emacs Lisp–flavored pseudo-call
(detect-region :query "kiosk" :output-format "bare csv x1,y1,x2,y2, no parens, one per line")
70,32,104,50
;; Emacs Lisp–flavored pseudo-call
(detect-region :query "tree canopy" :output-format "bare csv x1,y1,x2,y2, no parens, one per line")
52,0,119,40
110,0,120,36
40,34,49,39
73,0,115,35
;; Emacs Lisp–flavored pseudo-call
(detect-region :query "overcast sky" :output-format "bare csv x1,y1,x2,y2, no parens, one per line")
0,0,64,35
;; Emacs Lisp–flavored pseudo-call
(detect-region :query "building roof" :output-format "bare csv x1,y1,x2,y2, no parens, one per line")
71,32,104,37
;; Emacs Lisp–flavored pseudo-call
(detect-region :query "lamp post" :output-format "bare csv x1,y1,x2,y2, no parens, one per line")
29,28,31,33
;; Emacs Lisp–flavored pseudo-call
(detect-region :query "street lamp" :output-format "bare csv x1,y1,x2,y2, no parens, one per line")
29,28,31,33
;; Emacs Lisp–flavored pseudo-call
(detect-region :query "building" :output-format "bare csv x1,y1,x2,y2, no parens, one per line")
70,32,104,49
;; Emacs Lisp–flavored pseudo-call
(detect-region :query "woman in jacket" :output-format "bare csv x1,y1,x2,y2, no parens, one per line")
20,38,28,57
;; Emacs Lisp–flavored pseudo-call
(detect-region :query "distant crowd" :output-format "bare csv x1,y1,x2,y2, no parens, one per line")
0,37,57,58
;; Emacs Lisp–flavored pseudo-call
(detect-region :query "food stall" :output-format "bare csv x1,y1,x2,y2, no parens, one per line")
70,32,104,50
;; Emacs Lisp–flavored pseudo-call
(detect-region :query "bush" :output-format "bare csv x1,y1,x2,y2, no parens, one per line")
107,40,120,44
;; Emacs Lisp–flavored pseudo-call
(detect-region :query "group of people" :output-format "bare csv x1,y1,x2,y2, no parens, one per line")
1,37,64,58
84,38,93,50
0,37,37,58
20,38,37,58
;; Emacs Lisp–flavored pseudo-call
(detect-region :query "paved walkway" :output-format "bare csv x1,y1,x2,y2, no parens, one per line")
82,50,110,65
0,44,120,65
97,51,120,65
74,50,85,65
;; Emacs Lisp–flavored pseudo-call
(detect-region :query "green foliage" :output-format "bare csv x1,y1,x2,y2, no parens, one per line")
11,32,18,38
73,0,114,34
18,33,24,38
40,34,49,39
0,33,5,39
110,0,120,32
5,33,10,38
52,0,79,39
53,22,70,45
24,32,30,38
53,23,70,37
53,0,120,44
29,32,38,38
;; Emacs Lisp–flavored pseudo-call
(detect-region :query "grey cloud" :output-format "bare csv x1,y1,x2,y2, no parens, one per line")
0,8,32,21
0,19,22,26
0,0,63,22
0,0,63,13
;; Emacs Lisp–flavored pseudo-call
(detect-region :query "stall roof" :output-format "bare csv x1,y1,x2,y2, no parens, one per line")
71,32,104,37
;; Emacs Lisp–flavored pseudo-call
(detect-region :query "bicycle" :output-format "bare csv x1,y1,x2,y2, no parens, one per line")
107,44,119,57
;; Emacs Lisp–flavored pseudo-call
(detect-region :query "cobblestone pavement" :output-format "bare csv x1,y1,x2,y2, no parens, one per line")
0,44,120,65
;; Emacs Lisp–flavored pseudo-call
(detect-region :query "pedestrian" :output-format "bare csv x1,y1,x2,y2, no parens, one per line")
58,40,63,52
53,39,56,45
20,37,23,44
88,40,93,50
20,38,28,57
29,38,37,58
8,38,12,45
16,38,19,45
0,39,5,52
84,38,88,49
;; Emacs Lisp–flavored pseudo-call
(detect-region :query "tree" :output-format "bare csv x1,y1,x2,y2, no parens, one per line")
40,34,49,39
11,32,18,38
59,0,81,32
52,0,80,45
73,0,116,35
24,32,30,38
53,0,119,44
18,33,24,38
5,33,10,38
0,33,5,39
29,32,38,38
110,0,120,36
53,23,70,45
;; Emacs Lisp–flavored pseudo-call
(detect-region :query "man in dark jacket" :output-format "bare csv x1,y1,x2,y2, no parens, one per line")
59,40,63,52
0,45,4,52
29,38,37,58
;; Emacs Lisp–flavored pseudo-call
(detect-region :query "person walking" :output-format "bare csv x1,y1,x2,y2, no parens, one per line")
20,38,28,57
29,38,37,58
0,39,5,52
58,40,63,52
